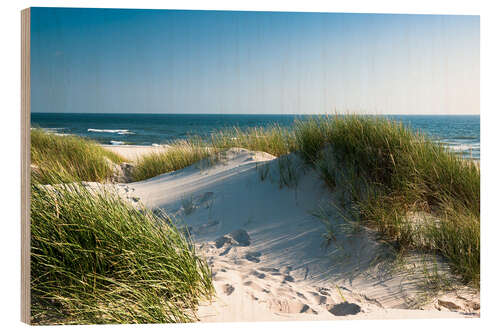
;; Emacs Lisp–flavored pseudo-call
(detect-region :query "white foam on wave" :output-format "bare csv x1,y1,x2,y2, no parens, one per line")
33,127,66,132
32,127,70,136
88,128,135,135
110,140,125,145
42,127,66,131
445,143,480,151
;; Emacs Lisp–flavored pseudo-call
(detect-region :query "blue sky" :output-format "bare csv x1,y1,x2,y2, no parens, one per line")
30,8,479,114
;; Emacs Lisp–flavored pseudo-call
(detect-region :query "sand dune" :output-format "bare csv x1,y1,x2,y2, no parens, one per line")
110,147,479,321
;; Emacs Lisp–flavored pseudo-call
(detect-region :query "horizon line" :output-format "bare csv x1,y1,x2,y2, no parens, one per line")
31,112,480,116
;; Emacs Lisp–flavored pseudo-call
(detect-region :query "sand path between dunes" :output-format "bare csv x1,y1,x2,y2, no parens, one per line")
106,147,479,322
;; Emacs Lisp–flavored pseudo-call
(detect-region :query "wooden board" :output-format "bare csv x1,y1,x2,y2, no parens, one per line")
21,7,31,325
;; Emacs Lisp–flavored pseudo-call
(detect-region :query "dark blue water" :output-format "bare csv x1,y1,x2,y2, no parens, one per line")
31,113,480,159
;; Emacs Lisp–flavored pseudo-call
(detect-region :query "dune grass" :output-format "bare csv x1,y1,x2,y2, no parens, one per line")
131,117,479,286
294,115,480,286
132,139,216,182
30,180,213,325
31,129,126,184
211,126,296,157
132,127,295,181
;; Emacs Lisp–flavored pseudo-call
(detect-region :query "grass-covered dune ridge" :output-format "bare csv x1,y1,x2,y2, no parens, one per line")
132,115,479,285
132,139,216,182
295,116,479,212
31,128,126,184
31,181,213,324
211,126,296,157
294,115,479,286
132,127,296,182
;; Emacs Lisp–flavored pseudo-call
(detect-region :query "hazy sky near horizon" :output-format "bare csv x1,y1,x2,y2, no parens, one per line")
31,8,479,115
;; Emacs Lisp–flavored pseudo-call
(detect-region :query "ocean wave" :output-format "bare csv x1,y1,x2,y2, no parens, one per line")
88,128,135,135
445,143,480,152
33,127,66,132
32,127,70,136
110,140,125,145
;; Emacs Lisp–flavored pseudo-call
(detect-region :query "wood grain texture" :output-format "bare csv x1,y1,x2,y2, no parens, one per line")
21,7,31,325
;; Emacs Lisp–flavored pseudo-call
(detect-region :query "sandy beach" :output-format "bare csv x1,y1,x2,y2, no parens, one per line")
102,144,171,161
103,145,479,322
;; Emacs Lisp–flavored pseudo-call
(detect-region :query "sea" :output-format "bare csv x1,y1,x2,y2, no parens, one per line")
31,113,480,160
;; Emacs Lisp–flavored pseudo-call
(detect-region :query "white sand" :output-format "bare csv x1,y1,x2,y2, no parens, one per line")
102,144,171,161
111,147,479,321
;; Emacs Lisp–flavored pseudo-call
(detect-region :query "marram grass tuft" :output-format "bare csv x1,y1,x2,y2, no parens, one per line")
30,180,213,324
31,128,126,184
294,115,479,286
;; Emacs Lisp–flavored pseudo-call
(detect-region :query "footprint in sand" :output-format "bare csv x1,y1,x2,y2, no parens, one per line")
215,229,251,248
250,270,266,279
316,287,331,296
308,291,328,305
296,292,307,300
222,283,235,296
327,302,362,316
245,251,262,263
